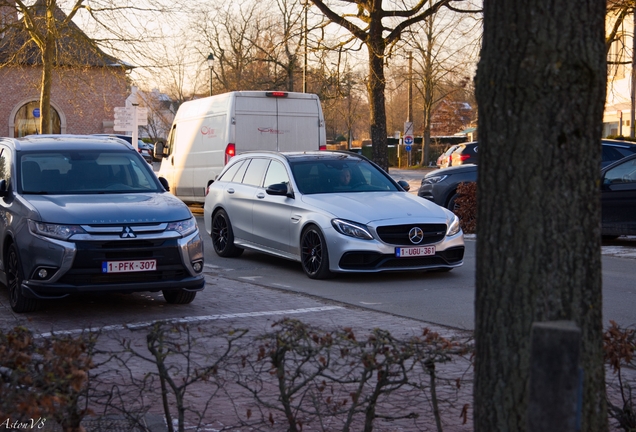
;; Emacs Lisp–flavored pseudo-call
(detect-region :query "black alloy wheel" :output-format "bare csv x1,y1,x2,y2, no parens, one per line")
7,243,39,313
300,226,332,279
211,209,244,257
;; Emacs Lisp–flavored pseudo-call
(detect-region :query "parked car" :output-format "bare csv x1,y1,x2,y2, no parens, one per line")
420,140,636,211
93,134,153,164
601,152,636,237
204,151,464,279
601,139,636,167
419,164,477,211
449,142,478,166
0,135,205,312
436,145,460,168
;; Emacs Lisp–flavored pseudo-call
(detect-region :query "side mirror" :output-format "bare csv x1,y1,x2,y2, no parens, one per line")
397,180,410,192
158,177,170,192
0,179,7,197
154,141,166,159
266,182,293,198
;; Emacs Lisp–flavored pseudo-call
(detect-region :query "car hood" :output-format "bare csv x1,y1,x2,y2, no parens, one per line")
24,193,192,224
300,192,451,225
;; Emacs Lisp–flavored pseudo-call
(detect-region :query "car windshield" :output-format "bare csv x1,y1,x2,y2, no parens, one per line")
289,158,399,194
20,150,160,194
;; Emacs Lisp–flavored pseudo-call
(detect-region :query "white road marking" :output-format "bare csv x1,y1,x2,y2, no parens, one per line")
360,302,382,305
37,306,344,338
239,276,262,281
271,283,292,288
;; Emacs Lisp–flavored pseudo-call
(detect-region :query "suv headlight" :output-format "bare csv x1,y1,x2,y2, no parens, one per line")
331,219,373,240
446,214,461,237
28,220,87,240
167,217,198,237
421,174,447,186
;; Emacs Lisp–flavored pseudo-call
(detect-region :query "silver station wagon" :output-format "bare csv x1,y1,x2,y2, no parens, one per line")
0,135,205,313
204,151,464,279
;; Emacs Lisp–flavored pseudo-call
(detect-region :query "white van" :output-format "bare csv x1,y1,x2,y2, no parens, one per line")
156,91,326,203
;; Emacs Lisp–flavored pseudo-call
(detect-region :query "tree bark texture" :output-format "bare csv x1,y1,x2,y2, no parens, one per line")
367,37,389,171
474,0,607,431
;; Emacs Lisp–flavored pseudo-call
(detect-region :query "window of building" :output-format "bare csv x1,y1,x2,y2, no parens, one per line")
14,102,61,137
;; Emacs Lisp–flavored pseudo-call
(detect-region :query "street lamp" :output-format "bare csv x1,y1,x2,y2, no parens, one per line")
207,53,214,96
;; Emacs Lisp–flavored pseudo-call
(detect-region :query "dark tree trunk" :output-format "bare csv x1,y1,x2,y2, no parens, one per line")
474,0,608,431
367,38,389,171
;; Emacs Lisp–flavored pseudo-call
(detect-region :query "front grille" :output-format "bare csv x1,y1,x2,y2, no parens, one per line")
57,238,190,286
376,224,446,245
339,246,464,270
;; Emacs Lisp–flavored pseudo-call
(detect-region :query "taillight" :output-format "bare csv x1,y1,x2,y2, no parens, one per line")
225,143,236,164
319,144,326,151
458,154,470,162
266,91,288,98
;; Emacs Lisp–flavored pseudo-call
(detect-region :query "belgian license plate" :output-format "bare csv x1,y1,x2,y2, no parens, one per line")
102,259,157,273
395,246,435,257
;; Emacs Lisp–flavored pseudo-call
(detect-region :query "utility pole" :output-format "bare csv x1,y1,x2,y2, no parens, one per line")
618,8,636,138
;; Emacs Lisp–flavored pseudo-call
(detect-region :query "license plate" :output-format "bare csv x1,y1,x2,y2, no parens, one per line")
395,246,436,257
102,259,157,273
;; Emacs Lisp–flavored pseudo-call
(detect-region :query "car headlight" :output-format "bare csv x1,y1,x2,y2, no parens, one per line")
446,214,461,237
331,219,373,240
421,174,447,186
167,217,198,237
28,220,87,240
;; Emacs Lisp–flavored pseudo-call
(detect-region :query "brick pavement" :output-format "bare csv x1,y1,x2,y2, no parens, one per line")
2,271,633,431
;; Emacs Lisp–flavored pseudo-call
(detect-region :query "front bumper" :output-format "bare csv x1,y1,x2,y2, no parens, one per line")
19,228,205,299
326,226,465,273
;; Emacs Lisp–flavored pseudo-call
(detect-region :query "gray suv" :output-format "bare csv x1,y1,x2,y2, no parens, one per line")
0,135,205,312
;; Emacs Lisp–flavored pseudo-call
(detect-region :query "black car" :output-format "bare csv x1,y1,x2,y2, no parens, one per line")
602,139,636,167
418,164,477,210
601,153,636,237
93,134,154,164
449,142,478,166
419,140,636,212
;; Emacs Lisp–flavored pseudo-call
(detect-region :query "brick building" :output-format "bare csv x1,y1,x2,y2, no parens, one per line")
0,0,129,137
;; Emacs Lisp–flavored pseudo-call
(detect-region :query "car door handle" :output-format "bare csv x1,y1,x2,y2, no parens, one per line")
256,193,265,199
227,188,235,194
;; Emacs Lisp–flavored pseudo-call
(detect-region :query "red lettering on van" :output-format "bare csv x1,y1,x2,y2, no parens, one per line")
201,126,216,136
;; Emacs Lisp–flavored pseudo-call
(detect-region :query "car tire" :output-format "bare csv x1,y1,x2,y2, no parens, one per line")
300,225,332,279
446,193,459,212
211,209,244,257
162,289,197,304
7,243,39,313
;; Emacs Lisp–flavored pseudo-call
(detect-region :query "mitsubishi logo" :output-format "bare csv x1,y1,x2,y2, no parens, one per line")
408,227,424,244
121,227,136,238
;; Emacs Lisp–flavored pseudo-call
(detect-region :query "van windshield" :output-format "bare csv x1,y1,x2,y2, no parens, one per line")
20,150,161,194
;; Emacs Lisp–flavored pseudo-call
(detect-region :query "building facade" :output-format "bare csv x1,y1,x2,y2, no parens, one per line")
0,1,129,138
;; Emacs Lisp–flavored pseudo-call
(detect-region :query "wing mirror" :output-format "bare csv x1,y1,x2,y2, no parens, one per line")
397,180,410,192
266,182,294,198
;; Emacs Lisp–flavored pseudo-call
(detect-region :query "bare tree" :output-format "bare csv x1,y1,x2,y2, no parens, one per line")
474,0,608,431
306,0,478,170
406,5,479,166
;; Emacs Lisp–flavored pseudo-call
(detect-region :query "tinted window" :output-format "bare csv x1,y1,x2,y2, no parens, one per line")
605,157,636,185
242,158,269,186
603,146,626,163
218,159,245,182
290,158,398,194
19,151,159,194
263,160,289,188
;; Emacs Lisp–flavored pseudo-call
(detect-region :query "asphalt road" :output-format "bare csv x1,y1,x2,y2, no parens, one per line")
198,215,636,331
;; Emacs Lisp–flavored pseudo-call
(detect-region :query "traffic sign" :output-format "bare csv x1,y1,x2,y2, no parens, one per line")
113,106,148,131
405,145,412,152
403,135,414,146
